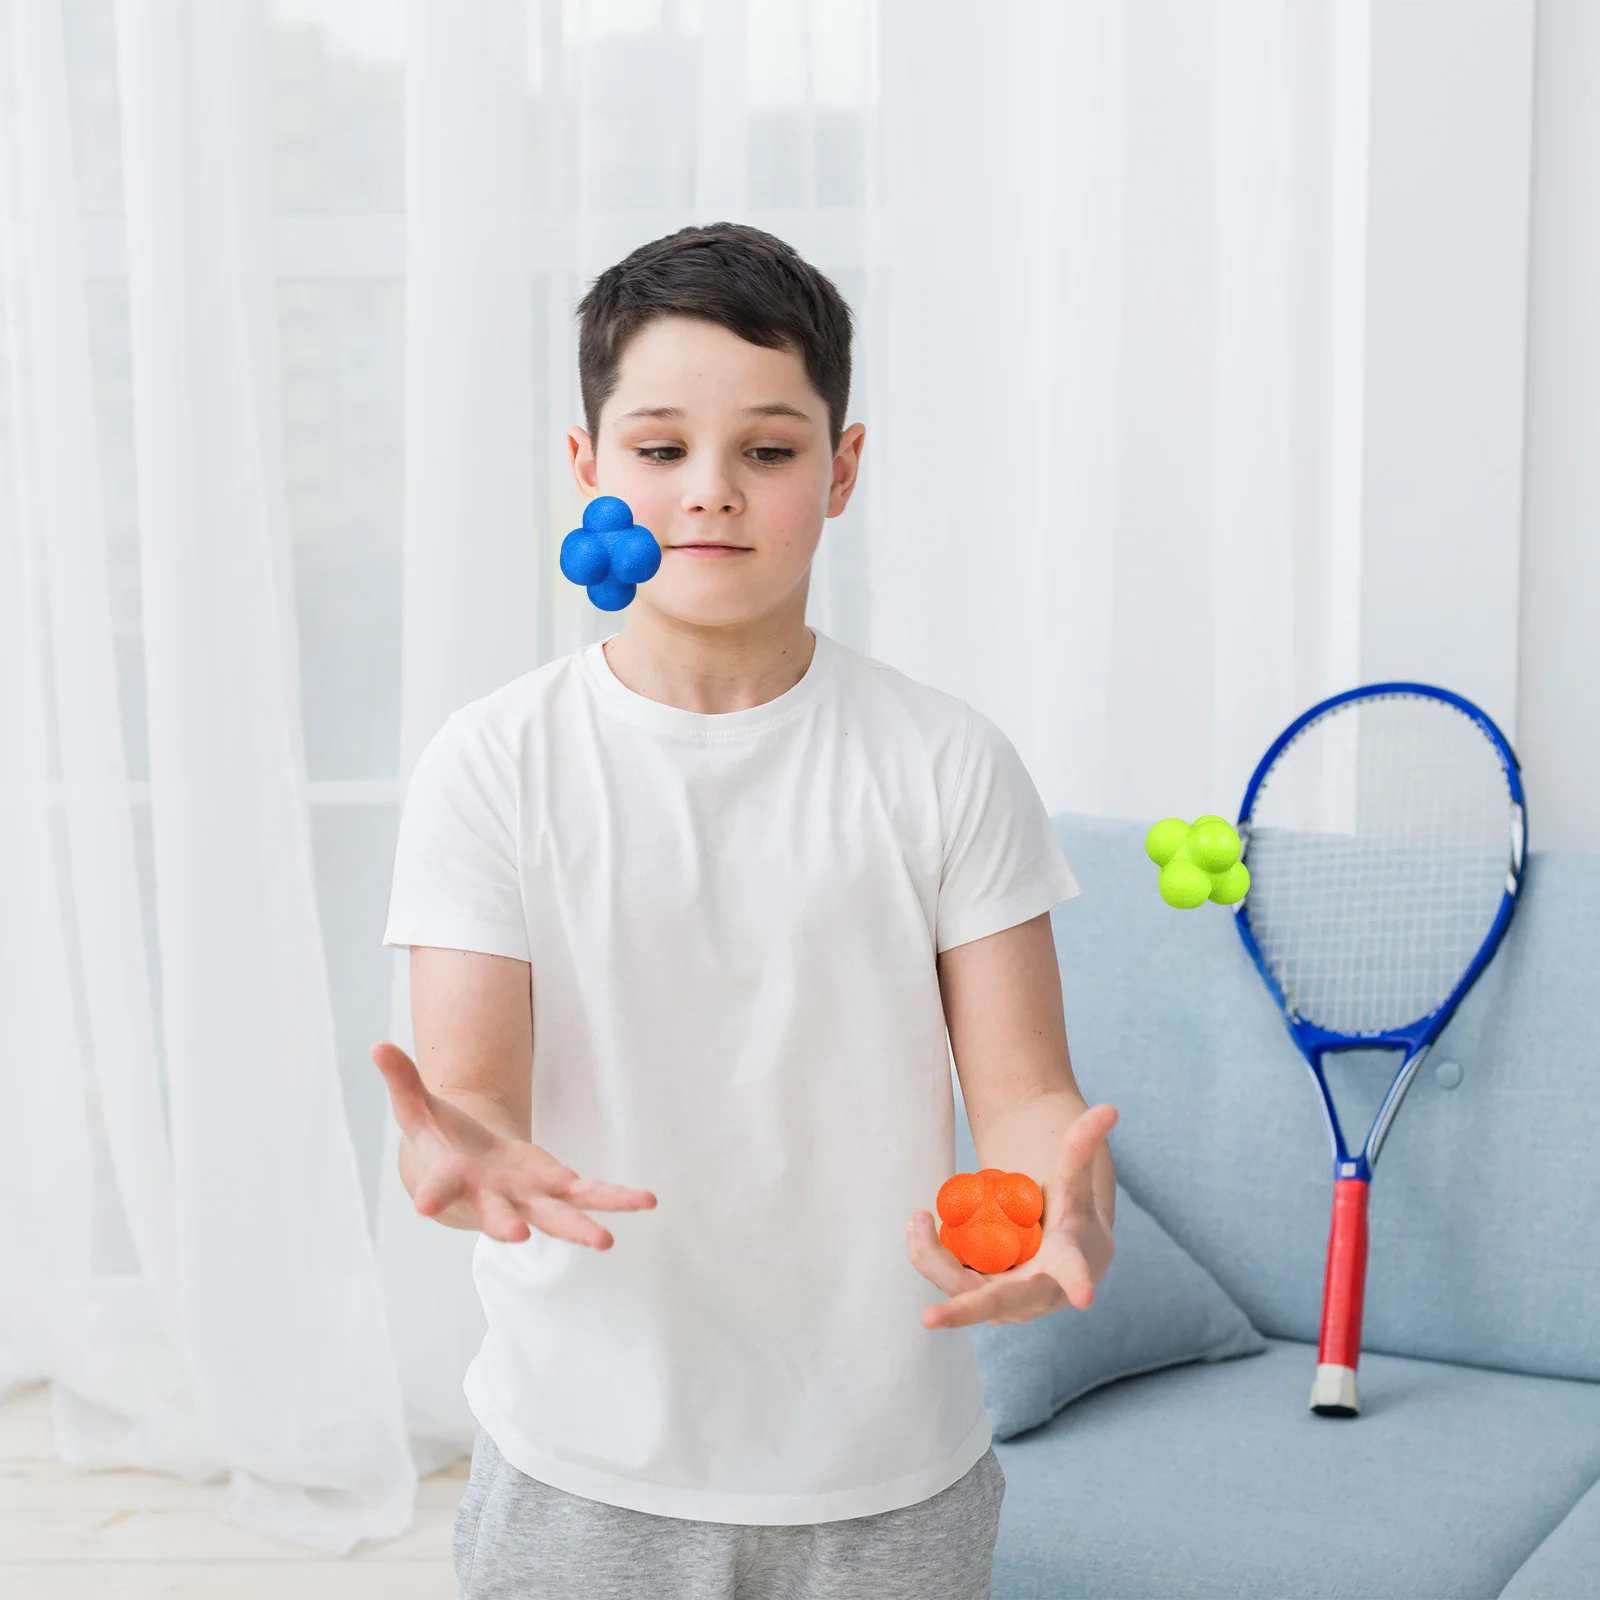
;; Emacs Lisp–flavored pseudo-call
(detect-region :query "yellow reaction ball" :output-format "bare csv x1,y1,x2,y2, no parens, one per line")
1145,816,1250,909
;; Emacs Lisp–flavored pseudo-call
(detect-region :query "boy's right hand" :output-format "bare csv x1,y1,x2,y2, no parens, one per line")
370,1042,657,1248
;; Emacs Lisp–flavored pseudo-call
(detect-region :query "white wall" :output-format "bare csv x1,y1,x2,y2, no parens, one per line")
1518,0,1600,852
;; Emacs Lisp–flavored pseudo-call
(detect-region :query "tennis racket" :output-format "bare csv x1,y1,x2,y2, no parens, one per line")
1234,683,1526,1416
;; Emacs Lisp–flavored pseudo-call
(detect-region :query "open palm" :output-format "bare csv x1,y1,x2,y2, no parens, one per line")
370,1041,656,1249
908,1102,1118,1330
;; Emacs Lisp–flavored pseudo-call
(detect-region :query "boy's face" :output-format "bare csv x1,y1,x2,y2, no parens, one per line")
568,316,864,632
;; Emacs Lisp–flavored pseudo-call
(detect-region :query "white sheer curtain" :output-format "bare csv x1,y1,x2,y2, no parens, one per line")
868,0,1372,824
379,0,538,1469
0,0,411,1554
0,0,1547,1556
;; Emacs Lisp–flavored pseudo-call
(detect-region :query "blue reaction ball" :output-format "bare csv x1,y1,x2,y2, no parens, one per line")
583,495,634,534
610,526,663,585
587,575,637,612
559,530,609,587
559,496,661,610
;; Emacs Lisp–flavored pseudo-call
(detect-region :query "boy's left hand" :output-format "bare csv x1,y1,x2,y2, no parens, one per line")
907,1103,1118,1330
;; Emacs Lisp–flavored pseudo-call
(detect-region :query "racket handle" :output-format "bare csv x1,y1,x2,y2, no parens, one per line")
1311,1177,1369,1417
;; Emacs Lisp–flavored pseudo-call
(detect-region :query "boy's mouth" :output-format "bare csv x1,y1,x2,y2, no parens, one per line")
667,542,754,557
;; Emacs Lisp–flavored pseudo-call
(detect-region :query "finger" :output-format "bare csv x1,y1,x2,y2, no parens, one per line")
476,1191,532,1244
906,1211,985,1295
370,1041,432,1128
1051,1240,1098,1310
1053,1102,1120,1189
557,1176,659,1212
413,1162,465,1218
521,1193,616,1252
923,1270,1064,1331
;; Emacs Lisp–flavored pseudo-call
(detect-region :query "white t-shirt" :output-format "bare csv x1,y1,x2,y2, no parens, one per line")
382,629,1079,1524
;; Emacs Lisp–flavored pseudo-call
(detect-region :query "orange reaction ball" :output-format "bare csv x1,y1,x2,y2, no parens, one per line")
936,1169,1045,1274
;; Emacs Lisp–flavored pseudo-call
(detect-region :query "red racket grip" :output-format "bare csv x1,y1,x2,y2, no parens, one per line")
1317,1177,1370,1371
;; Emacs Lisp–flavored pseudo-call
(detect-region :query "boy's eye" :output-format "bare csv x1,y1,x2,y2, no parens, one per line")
637,445,686,463
748,447,796,465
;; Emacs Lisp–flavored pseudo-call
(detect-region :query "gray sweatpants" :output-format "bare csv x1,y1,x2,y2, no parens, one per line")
452,1426,1006,1600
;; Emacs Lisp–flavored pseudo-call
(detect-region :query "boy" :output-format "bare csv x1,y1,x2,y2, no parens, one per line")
373,224,1117,1599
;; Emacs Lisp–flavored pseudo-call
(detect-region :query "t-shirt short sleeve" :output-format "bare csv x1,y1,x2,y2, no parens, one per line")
382,711,530,962
935,707,1081,954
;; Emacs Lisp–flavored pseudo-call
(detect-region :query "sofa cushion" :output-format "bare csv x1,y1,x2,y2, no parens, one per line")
972,1187,1265,1440
1498,1475,1600,1599
1048,813,1600,1383
992,1338,1600,1600
954,1084,1265,1439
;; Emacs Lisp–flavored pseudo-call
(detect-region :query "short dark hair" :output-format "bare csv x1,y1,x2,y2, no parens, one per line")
577,223,853,448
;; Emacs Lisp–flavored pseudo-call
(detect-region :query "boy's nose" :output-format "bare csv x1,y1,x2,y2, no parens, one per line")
681,463,744,517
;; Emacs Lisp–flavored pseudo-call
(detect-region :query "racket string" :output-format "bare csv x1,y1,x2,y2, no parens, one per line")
1245,696,1514,1035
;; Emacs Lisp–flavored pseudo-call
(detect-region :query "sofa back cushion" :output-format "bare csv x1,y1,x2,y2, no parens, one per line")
1049,813,1600,1382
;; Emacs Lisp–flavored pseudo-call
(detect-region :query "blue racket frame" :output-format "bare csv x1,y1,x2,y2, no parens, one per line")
1234,682,1527,1183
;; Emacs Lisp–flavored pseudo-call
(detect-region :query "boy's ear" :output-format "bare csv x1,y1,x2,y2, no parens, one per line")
827,423,866,519
568,426,598,498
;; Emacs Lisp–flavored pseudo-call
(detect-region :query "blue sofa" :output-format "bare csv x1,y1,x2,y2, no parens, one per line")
982,815,1600,1600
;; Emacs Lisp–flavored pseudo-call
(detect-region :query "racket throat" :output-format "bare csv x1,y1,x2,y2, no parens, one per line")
1312,1176,1370,1417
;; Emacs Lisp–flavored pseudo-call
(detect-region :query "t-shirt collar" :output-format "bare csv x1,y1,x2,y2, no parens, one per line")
581,628,837,740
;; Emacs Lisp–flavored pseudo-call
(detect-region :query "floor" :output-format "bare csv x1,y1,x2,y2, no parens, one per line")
0,1382,467,1598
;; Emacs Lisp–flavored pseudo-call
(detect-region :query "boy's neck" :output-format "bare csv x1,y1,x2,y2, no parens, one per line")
601,605,818,715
